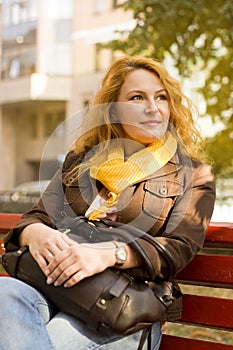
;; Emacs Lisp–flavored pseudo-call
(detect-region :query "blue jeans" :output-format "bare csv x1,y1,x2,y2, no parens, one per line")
0,277,162,349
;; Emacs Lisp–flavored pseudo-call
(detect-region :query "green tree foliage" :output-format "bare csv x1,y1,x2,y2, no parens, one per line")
107,0,233,177
206,115,233,177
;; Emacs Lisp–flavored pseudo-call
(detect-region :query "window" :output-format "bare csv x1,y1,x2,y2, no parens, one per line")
1,47,36,79
95,44,112,72
54,19,72,43
30,113,38,138
1,19,37,79
2,0,37,26
44,111,65,137
112,0,118,9
47,0,73,18
11,1,27,24
94,0,104,14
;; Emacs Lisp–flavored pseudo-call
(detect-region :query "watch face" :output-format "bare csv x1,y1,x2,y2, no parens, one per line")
118,247,127,260
115,246,127,266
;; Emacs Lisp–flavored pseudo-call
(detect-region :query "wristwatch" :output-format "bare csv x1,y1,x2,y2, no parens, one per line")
113,241,127,266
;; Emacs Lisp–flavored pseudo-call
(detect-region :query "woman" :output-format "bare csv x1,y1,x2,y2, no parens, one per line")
0,56,215,349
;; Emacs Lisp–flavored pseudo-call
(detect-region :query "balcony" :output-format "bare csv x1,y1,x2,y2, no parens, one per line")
0,74,71,104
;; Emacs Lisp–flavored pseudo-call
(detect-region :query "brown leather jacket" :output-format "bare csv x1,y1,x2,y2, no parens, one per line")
4,150,215,280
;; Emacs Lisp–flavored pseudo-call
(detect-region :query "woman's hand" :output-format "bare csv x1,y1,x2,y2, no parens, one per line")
20,222,74,272
20,223,140,288
20,223,116,288
45,242,116,288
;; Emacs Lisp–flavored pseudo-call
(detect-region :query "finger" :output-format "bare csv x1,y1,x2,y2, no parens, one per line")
50,233,73,254
41,232,71,257
47,256,81,286
32,251,50,274
61,233,78,246
46,249,75,282
64,270,87,288
38,246,56,264
47,241,80,270
41,239,68,262
45,251,55,263
52,263,83,287
56,232,71,245
46,247,69,271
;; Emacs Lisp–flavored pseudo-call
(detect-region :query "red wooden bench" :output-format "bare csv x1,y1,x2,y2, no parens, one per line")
0,213,233,349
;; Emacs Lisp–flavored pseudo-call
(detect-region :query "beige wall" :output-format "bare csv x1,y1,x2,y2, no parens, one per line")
1,101,66,189
0,108,16,191
0,0,133,190
72,0,132,75
70,0,133,113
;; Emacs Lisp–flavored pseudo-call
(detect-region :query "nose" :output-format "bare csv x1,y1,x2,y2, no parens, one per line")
145,99,159,115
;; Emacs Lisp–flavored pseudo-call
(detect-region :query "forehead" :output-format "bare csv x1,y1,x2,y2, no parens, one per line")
122,68,164,90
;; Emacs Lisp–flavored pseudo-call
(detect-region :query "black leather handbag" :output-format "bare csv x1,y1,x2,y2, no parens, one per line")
1,216,182,343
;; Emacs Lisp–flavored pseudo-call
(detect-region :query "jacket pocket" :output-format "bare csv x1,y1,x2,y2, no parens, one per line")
143,180,184,221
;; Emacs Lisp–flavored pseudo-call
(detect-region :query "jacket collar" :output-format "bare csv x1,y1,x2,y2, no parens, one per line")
145,151,183,180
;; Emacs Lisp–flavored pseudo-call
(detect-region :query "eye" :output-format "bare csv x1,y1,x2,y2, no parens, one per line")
156,94,168,101
129,95,143,101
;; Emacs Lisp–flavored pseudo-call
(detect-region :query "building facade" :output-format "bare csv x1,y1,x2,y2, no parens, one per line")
0,0,133,190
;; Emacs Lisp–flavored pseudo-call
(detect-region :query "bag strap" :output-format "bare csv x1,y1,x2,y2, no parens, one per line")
56,215,157,280
56,214,176,280
108,224,177,279
137,327,151,350
134,228,176,278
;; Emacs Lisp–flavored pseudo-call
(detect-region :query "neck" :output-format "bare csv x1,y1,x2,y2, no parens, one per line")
123,139,147,158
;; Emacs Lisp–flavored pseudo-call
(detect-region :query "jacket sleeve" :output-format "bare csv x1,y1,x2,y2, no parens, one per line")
3,168,65,251
137,163,216,279
3,152,79,252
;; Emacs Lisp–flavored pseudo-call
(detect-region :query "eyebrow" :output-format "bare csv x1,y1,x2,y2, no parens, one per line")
155,89,168,94
127,88,168,95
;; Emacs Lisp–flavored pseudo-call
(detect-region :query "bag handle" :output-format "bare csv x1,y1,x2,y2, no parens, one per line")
106,224,176,279
56,214,176,280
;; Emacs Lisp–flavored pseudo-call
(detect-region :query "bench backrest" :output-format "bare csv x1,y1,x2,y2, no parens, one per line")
162,222,233,349
0,213,233,349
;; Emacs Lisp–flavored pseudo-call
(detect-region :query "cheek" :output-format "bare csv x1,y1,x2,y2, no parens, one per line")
161,104,170,119
116,103,142,124
118,113,132,126
164,118,169,129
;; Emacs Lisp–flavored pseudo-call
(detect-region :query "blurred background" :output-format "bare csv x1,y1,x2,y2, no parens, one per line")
0,0,232,220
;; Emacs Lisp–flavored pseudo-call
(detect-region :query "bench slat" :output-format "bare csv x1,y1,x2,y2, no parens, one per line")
206,222,233,239
206,222,233,248
177,255,233,287
0,213,22,234
0,214,232,243
160,334,233,349
180,294,233,330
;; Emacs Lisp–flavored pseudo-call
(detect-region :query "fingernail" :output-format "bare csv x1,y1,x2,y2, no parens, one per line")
47,277,52,285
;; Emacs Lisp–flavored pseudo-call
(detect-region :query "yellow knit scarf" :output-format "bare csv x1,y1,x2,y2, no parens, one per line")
88,131,177,220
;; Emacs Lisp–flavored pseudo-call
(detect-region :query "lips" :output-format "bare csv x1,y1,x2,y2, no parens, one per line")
140,120,161,126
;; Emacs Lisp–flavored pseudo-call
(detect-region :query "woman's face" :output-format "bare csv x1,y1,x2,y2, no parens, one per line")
116,69,170,148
